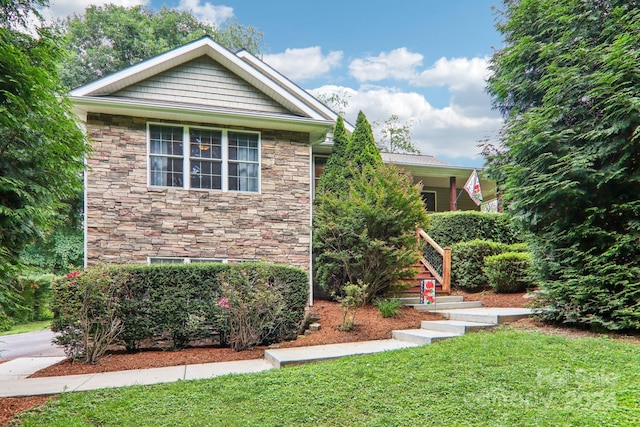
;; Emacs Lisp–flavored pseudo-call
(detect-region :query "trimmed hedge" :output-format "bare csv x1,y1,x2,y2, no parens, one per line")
484,252,535,293
451,240,527,292
428,211,522,247
52,262,308,356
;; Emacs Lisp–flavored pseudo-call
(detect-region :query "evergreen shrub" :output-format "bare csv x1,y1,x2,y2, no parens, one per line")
484,252,535,293
451,239,521,292
428,211,521,247
314,164,428,302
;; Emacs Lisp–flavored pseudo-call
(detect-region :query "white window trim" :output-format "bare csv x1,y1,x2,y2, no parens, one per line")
146,122,261,193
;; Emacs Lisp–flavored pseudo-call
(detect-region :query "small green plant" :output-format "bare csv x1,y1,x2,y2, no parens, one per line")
375,298,402,318
334,281,368,331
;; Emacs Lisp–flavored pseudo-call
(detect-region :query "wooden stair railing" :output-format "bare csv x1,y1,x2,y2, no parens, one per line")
416,228,451,295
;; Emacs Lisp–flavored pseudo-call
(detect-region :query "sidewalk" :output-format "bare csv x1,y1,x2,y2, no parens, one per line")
0,339,420,398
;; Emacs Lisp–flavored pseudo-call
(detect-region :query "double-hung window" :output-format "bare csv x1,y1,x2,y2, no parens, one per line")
148,124,260,192
228,131,259,192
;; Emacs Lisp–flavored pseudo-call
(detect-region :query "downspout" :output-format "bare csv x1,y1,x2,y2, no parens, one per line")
80,117,88,269
308,145,314,307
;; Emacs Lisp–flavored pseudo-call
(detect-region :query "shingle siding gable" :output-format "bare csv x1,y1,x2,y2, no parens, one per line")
112,56,293,115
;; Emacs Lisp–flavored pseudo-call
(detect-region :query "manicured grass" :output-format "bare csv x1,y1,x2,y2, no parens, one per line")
0,320,51,336
18,329,640,426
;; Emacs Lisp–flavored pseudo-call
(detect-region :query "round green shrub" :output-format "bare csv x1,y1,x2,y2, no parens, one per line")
451,239,511,292
484,252,535,293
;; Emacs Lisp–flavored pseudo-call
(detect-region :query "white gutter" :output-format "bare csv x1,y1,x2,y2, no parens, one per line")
308,145,314,307
71,96,334,136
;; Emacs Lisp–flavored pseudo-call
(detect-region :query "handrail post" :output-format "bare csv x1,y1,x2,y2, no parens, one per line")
442,247,451,294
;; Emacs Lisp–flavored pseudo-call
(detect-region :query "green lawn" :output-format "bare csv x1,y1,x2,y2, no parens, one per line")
0,320,51,336
18,329,640,426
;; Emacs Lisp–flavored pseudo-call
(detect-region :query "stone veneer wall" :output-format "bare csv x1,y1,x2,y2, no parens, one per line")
85,113,311,270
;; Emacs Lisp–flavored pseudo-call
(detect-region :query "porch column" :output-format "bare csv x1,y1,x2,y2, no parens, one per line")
449,176,457,211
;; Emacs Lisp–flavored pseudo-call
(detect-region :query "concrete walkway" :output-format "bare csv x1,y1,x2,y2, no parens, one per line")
0,306,533,398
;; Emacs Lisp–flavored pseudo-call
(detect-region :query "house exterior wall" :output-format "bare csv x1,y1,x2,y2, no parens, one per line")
113,56,291,115
85,113,311,270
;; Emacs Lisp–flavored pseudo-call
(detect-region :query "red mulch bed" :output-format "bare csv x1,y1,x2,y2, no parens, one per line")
1,299,445,424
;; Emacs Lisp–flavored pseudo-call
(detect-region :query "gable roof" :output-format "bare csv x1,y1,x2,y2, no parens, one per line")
70,37,343,143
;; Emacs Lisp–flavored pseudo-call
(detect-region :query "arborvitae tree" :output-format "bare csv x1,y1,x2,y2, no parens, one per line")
486,0,640,330
344,111,383,171
316,116,350,196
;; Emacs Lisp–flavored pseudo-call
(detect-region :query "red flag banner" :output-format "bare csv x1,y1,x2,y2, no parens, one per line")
463,169,483,206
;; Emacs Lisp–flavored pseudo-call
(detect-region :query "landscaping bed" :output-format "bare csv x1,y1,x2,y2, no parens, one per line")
0,291,532,423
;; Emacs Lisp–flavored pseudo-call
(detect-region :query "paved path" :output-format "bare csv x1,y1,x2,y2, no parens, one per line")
0,330,65,361
0,307,533,398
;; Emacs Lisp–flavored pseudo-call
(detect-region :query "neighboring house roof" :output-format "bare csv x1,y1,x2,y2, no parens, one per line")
381,152,450,167
70,36,343,143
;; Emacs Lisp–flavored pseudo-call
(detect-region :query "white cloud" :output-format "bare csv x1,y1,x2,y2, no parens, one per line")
309,51,499,163
349,48,423,82
40,0,148,22
39,0,232,25
311,84,502,163
263,47,343,81
413,56,490,90
177,0,233,26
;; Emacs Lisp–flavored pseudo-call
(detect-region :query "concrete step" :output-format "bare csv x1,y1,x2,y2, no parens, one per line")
413,300,484,312
420,319,495,334
264,339,420,368
437,307,533,324
399,295,463,305
392,329,461,345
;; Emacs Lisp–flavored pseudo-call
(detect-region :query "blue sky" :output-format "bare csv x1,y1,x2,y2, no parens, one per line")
44,0,505,166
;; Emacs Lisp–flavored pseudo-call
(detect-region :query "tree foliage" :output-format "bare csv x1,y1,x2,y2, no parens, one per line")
376,114,421,154
316,116,350,195
314,164,428,302
486,0,640,330
314,112,428,301
58,4,264,88
344,111,383,170
0,0,87,319
19,191,84,275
